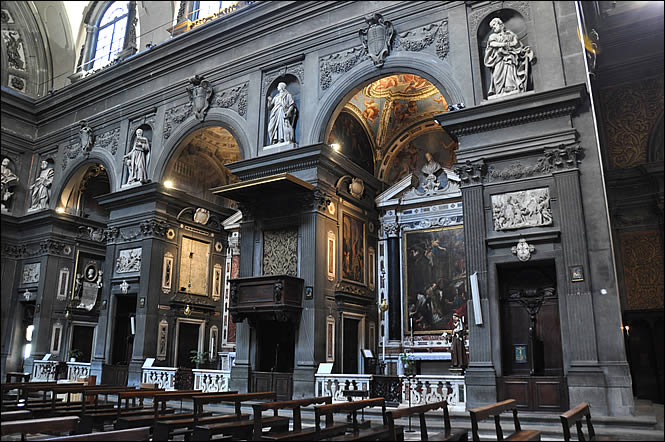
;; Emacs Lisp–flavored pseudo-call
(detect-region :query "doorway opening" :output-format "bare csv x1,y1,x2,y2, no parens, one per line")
176,321,202,369
497,260,567,411
111,294,136,365
343,317,361,374
70,324,95,363
251,320,295,400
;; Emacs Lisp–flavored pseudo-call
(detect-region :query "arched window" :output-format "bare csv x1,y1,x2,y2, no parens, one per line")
91,1,129,70
192,1,239,20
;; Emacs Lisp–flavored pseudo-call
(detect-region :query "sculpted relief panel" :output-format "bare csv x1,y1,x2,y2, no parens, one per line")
116,248,142,273
491,188,552,231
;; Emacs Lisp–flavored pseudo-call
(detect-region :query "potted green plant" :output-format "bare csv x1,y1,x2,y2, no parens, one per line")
399,353,416,376
69,349,83,362
189,350,210,369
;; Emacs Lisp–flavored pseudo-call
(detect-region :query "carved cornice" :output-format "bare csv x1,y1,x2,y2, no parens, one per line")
436,84,586,139
2,238,72,258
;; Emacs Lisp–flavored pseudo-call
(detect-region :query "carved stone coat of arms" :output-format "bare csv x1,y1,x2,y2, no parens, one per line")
187,75,213,122
359,13,395,68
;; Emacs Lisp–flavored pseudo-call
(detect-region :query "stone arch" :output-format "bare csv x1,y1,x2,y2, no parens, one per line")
1,1,53,97
307,52,466,146
153,108,251,183
54,155,118,213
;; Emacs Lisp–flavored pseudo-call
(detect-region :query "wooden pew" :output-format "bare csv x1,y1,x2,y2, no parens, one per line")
43,386,137,417
39,426,151,441
253,396,346,441
190,392,289,441
1,410,33,421
1,381,61,410
386,400,468,441
77,388,166,433
313,397,401,441
114,390,235,431
560,402,617,441
0,416,79,439
469,399,541,441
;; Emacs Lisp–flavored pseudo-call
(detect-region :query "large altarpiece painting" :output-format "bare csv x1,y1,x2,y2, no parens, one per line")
404,225,466,334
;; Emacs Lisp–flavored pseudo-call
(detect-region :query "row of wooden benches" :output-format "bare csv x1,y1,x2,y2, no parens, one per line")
1,381,612,441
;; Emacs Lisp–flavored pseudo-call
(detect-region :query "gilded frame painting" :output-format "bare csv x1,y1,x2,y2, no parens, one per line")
403,225,467,334
341,213,365,285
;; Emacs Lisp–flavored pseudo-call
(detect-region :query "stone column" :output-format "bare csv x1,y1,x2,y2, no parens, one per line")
455,161,495,409
553,166,609,414
230,217,255,392
383,223,401,342
293,210,318,398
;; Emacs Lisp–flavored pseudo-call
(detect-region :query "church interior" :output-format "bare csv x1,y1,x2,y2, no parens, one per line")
1,1,663,440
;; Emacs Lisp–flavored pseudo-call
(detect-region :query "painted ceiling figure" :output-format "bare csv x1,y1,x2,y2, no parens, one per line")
484,17,534,99
267,82,297,145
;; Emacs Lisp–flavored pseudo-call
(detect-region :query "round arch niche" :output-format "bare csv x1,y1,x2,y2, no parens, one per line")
325,72,457,180
163,126,242,207
57,163,110,221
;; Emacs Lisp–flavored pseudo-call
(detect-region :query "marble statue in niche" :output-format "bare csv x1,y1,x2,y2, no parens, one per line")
29,160,54,210
267,82,297,145
483,17,534,99
492,188,552,231
1,157,18,212
123,128,150,185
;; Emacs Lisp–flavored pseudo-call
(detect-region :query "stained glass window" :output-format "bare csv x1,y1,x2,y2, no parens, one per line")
92,1,129,70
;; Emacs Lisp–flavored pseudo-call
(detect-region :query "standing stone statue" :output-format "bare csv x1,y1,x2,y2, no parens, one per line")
450,313,468,368
267,82,297,145
29,160,54,210
483,17,534,99
1,157,19,212
124,128,150,185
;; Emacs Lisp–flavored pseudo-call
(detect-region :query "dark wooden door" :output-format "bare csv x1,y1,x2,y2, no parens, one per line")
250,371,293,400
498,262,567,411
343,318,359,374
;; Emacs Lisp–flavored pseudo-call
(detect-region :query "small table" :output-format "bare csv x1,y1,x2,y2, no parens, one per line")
5,372,30,383
342,389,371,429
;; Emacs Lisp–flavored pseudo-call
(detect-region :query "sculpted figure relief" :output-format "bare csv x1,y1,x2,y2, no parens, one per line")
1,158,19,212
267,82,297,145
29,160,54,210
483,17,534,99
124,129,150,185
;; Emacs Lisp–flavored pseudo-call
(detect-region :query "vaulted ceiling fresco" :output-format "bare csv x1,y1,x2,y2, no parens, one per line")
328,73,457,184
343,74,450,152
